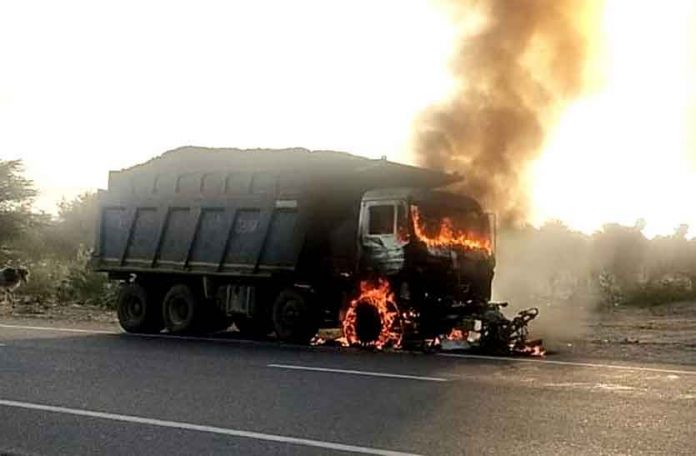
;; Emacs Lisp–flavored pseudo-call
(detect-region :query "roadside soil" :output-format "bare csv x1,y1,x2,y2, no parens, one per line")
2,297,695,366
546,301,696,366
0,297,117,331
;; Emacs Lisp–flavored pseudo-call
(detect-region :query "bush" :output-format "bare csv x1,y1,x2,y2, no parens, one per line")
620,274,696,307
16,258,70,302
56,246,118,308
16,246,117,309
494,221,696,310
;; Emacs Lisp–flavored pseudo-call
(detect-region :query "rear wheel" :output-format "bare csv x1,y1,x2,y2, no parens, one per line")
116,283,163,333
162,284,204,334
272,290,320,344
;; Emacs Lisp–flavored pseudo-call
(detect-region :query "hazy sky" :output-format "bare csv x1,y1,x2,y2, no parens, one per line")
4,0,696,237
0,0,456,211
530,1,696,237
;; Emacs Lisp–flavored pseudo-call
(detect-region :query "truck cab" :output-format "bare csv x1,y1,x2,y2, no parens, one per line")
354,188,496,339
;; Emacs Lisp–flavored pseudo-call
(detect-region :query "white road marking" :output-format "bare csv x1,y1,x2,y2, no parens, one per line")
3,322,695,377
0,323,270,346
0,399,421,456
268,364,448,382
438,353,696,376
543,382,642,392
0,323,256,344
0,323,116,335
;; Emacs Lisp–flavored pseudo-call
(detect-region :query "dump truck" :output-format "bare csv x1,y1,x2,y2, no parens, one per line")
92,147,539,351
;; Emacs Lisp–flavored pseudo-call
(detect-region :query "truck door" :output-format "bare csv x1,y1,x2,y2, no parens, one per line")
358,201,409,274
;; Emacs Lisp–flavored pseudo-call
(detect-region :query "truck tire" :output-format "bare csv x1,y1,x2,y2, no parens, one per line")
272,290,319,344
162,284,204,334
116,283,163,333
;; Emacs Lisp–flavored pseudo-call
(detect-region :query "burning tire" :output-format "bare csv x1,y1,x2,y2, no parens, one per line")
342,279,403,349
117,283,164,334
353,302,382,344
272,290,320,344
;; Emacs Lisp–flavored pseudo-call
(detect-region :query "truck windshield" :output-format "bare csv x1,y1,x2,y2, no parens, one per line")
411,204,492,254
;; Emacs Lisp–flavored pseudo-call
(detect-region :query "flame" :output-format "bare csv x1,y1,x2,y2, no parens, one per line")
514,340,546,357
411,205,492,253
310,336,327,346
341,278,403,349
446,328,466,341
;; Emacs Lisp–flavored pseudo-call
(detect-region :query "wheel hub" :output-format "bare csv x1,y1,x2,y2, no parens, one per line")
169,298,190,325
126,297,144,320
280,300,300,328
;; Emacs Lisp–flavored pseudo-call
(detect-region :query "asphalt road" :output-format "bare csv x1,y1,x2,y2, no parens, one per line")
0,323,695,455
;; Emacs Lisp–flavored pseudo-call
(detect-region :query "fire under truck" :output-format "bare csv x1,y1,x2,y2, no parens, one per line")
92,147,540,353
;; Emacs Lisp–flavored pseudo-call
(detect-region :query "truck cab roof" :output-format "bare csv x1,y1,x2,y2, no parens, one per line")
362,188,484,213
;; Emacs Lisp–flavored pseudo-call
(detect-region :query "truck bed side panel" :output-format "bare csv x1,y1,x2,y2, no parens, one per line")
95,198,304,277
158,208,195,266
124,208,159,266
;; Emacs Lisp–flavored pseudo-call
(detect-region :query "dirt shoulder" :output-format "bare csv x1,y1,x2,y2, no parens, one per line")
540,301,696,366
0,300,118,331
2,299,695,366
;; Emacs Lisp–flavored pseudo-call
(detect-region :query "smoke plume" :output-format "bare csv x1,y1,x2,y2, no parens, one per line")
416,0,601,224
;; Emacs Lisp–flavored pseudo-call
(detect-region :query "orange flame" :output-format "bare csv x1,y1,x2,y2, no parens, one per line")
446,328,466,341
411,206,492,254
514,341,546,357
342,278,402,349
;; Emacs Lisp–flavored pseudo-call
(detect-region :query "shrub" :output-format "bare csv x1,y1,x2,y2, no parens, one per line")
16,246,117,309
55,246,118,309
16,258,69,302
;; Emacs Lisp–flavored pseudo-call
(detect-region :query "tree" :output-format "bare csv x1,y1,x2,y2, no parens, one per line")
49,191,99,258
0,160,37,254
592,223,648,285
